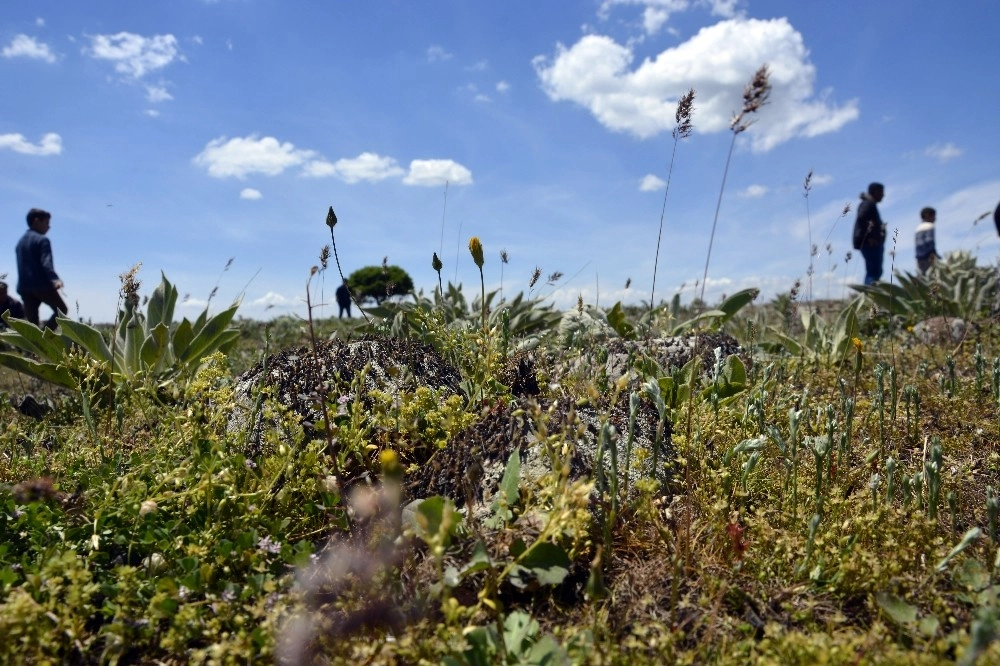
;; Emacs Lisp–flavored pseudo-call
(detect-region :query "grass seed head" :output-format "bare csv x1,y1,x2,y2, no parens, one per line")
731,64,772,133
326,206,338,229
432,252,443,272
529,266,542,289
673,88,695,140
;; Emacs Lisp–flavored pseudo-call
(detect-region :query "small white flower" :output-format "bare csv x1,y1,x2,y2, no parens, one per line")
139,500,157,516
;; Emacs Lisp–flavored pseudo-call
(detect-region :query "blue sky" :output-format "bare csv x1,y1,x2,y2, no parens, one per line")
2,0,999,322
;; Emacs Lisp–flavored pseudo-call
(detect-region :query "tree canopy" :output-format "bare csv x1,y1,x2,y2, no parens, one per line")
347,265,415,304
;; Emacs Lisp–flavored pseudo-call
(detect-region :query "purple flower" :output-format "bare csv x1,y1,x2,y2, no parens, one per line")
257,535,281,554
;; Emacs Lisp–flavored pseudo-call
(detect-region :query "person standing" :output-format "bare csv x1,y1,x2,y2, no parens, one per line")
0,279,25,328
335,279,351,318
915,207,941,275
852,182,887,285
15,208,67,329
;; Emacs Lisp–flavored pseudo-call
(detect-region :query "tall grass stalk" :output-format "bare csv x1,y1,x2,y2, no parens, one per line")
650,89,694,312
803,171,815,312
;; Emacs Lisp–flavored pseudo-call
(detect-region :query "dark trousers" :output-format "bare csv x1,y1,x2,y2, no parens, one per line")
338,303,351,318
861,244,884,285
20,288,67,329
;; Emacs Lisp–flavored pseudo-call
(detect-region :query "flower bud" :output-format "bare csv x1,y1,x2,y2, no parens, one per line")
468,237,484,269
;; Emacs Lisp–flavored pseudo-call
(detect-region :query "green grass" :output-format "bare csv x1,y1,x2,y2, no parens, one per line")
2,289,1000,664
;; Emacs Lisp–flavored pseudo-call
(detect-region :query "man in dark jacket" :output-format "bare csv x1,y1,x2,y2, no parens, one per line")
15,208,67,329
336,280,351,318
852,182,886,285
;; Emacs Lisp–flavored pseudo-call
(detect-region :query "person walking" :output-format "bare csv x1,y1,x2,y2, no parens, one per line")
915,207,941,275
15,208,67,329
852,182,887,285
335,279,351,318
0,279,25,328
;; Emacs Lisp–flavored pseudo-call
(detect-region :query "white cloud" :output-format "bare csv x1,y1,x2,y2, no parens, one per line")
192,35,204,45
403,159,473,186
193,135,316,179
35,18,45,27
0,132,62,156
2,34,56,63
240,188,262,200
145,84,173,103
144,109,160,117
639,174,666,191
251,291,294,307
739,184,768,198
598,0,742,35
467,60,488,71
427,45,452,62
533,17,858,151
474,94,491,103
809,173,833,187
302,152,405,183
87,32,179,79
925,142,962,163
496,80,510,93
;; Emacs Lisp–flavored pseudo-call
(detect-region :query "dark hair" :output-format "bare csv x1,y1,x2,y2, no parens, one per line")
26,208,51,226
867,182,884,196
920,207,936,221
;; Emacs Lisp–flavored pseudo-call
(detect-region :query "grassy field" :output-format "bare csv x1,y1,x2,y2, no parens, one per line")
2,257,1000,664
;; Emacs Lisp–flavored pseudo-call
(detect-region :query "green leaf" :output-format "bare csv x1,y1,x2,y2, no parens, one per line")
517,542,571,586
147,272,178,330
140,322,170,371
876,591,918,625
606,301,636,340
717,288,759,323
57,318,112,363
178,302,240,365
172,319,195,360
0,315,66,360
0,352,76,389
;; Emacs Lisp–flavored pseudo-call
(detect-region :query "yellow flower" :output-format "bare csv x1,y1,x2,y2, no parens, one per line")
468,236,484,269
380,449,401,476
851,337,863,352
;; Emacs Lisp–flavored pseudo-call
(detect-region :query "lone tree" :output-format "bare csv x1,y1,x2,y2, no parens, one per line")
347,265,415,305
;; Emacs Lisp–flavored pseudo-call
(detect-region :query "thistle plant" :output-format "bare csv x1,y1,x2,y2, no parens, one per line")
650,88,694,311
325,206,369,323
468,236,486,329
432,252,444,297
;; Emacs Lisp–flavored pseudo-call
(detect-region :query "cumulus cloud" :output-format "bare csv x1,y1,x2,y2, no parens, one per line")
251,291,294,307
302,152,405,183
403,159,473,187
739,184,768,198
240,188,262,200
533,17,858,151
87,32,180,79
2,34,56,63
639,174,666,191
925,142,962,163
0,132,62,156
496,80,510,93
193,135,316,178
427,45,452,62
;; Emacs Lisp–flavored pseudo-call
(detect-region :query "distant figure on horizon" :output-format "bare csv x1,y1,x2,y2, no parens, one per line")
915,207,941,275
0,279,25,328
336,279,351,318
15,208,67,330
852,182,887,285
994,199,1000,237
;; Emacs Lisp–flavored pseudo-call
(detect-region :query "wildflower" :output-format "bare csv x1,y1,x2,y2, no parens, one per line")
221,587,237,603
257,535,282,554
468,236,484,268
380,449,400,476
322,475,339,493
244,459,257,470
139,499,157,516
178,585,191,601
852,337,863,352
